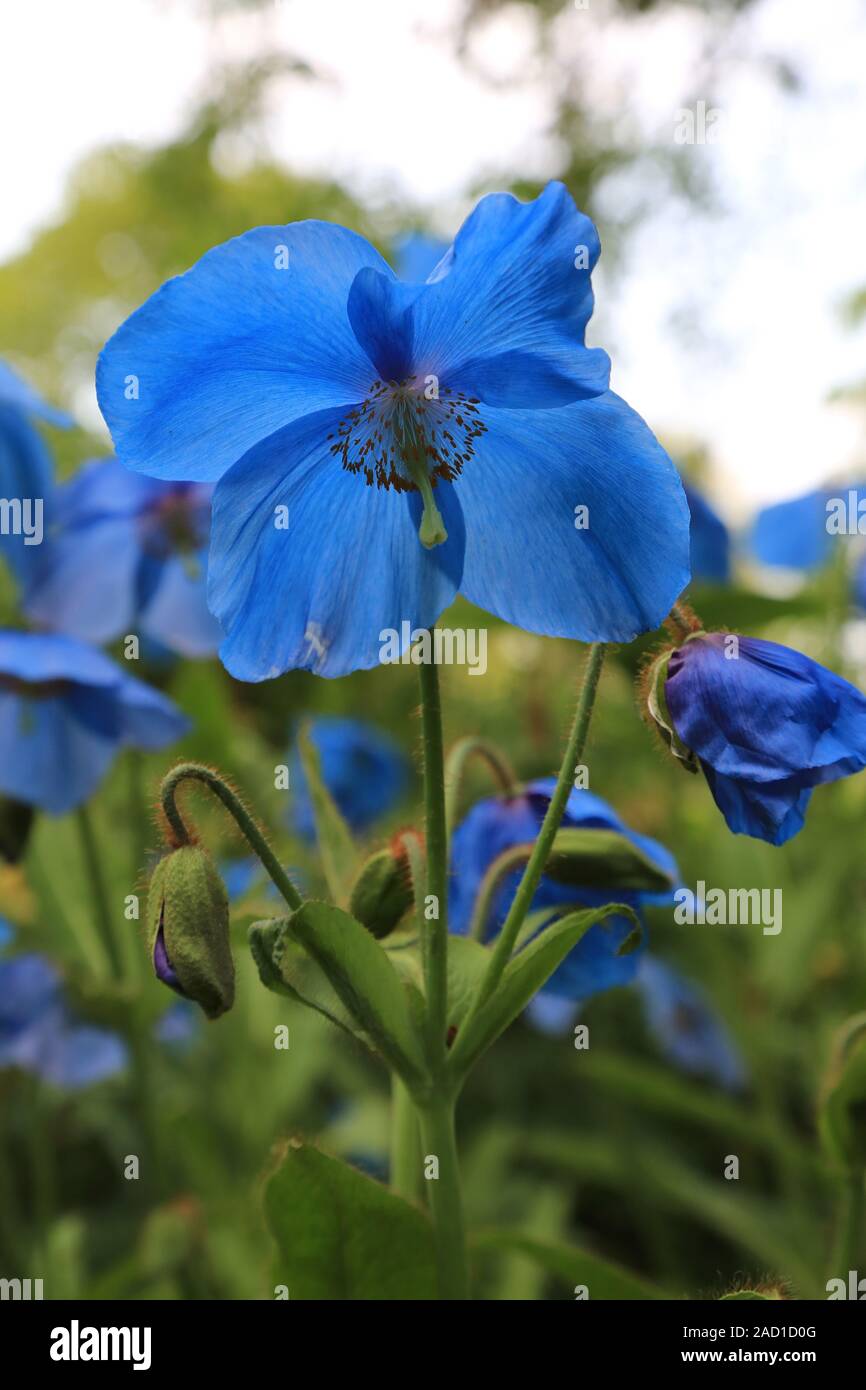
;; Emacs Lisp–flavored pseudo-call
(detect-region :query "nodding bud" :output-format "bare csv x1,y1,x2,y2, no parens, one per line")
146,845,234,1019
349,835,418,939
643,647,699,773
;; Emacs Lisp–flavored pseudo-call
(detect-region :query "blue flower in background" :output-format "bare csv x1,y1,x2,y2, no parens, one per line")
0,630,190,814
636,956,746,1090
684,484,730,583
97,183,690,680
750,488,832,571
290,717,408,839
0,359,70,589
665,632,866,844
0,953,127,1089
450,782,678,1001
154,1000,199,1049
391,231,448,283
24,457,221,657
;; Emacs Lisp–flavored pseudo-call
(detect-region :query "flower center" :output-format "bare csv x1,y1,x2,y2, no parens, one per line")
328,378,487,549
140,487,207,560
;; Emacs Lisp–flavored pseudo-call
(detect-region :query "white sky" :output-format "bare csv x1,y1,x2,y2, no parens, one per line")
1,0,865,516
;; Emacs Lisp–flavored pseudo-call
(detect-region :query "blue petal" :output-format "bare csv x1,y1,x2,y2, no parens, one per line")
750,489,831,570
97,223,389,481
525,993,579,1035
636,956,746,1090
0,633,187,813
40,1019,128,1088
391,232,449,283
115,672,191,749
24,512,141,643
448,792,541,937
407,182,607,402
0,405,55,588
540,910,643,1000
667,634,866,784
208,408,465,680
454,392,691,642
0,954,61,1035
701,765,813,846
0,688,120,813
349,184,610,408
684,485,730,583
0,630,120,687
290,717,408,839
0,359,71,427
140,551,222,657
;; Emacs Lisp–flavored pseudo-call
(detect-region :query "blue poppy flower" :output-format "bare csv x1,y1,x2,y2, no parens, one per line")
750,489,832,571
664,632,866,844
0,953,128,1089
0,630,190,814
636,956,746,1090
449,781,678,1001
0,359,70,589
684,484,730,583
96,183,690,680
24,456,221,656
290,716,408,839
391,231,449,283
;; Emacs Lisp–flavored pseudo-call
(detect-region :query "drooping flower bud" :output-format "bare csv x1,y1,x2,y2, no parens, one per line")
348,835,418,939
146,845,233,1019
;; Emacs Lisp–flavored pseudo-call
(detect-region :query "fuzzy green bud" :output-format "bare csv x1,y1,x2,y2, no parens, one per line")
146,845,234,1019
348,842,415,939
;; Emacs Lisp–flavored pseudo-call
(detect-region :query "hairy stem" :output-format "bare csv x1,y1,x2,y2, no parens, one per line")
418,655,449,1062
450,643,606,1066
160,762,302,914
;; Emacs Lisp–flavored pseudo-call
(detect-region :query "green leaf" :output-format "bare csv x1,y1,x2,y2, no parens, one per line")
819,1013,866,1170
285,901,428,1089
386,932,491,1032
546,827,678,894
248,918,367,1042
265,1141,437,1300
450,905,638,1078
296,725,359,906
472,1229,666,1300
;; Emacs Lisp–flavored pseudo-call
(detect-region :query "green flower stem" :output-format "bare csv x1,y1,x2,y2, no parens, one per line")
670,600,701,640
160,762,302,914
830,1171,865,1278
417,654,449,1062
76,805,123,979
467,844,532,942
390,1075,422,1201
444,736,519,835
451,643,607,1058
418,1093,469,1299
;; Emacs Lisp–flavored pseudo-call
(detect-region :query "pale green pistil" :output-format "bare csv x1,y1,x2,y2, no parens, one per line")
392,395,448,549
